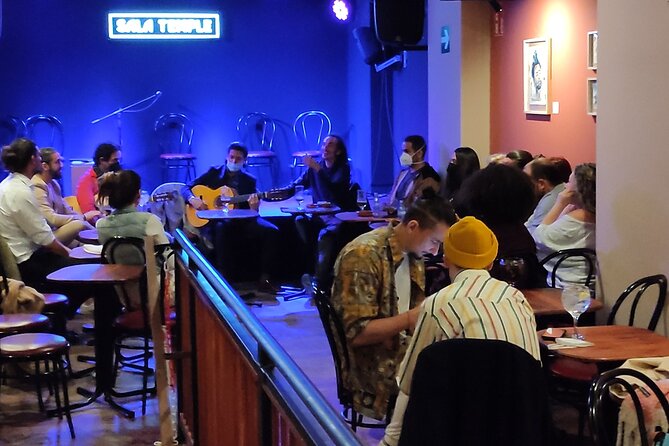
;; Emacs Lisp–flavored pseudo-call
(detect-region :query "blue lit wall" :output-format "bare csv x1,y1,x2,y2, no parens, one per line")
0,0,355,193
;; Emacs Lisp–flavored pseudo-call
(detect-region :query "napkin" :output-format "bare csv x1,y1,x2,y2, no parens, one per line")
82,244,102,255
547,337,594,350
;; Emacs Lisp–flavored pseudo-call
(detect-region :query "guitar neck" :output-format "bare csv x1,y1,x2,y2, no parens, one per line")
220,191,268,204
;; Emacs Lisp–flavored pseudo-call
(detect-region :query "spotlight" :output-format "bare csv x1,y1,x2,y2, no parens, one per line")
332,0,352,22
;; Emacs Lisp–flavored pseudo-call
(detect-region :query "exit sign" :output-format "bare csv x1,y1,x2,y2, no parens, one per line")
108,13,221,40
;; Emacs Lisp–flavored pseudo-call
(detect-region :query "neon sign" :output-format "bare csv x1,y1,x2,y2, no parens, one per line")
108,13,221,40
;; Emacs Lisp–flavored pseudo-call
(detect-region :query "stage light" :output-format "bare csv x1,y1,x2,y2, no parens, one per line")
332,0,352,22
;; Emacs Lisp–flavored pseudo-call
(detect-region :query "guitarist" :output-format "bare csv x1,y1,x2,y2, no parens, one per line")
180,142,279,292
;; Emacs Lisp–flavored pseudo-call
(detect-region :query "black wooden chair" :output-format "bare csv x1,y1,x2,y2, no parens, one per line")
399,339,552,446
589,368,669,446
539,248,598,288
312,282,389,431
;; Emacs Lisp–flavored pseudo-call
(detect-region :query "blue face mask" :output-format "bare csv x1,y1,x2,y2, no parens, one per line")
227,161,243,172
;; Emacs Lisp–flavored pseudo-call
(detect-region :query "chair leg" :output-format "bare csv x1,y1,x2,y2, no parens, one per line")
51,359,63,421
577,407,587,446
34,360,45,412
57,355,75,439
142,337,150,415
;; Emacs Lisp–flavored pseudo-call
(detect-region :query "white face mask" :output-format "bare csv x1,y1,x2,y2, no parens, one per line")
399,146,424,167
226,160,243,172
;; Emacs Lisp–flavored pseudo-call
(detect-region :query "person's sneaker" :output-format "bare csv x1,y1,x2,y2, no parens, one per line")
257,279,279,294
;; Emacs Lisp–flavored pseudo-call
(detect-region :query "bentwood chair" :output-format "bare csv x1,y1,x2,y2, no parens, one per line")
155,113,196,183
25,115,65,153
589,368,669,446
291,110,331,177
312,282,389,431
399,339,551,446
540,248,598,288
546,274,668,443
0,115,26,146
236,112,278,189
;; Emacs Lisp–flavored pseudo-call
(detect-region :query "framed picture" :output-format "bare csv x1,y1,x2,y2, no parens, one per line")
587,78,598,116
523,37,551,115
587,31,598,70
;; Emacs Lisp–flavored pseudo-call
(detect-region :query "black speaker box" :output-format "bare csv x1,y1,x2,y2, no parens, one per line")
353,26,383,65
374,0,425,46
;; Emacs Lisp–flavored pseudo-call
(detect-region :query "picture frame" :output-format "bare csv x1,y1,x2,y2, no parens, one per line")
523,37,551,115
587,31,598,70
587,78,598,116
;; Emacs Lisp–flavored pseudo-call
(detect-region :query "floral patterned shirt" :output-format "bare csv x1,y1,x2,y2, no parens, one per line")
331,222,426,419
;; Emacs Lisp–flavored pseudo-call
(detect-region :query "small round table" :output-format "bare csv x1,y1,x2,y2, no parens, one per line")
77,229,99,244
196,209,259,220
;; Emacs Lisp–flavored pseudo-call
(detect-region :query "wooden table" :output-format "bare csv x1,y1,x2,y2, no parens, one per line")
335,211,398,223
47,264,144,419
539,325,669,363
69,246,102,262
280,205,340,216
77,229,99,244
522,288,603,316
196,209,259,220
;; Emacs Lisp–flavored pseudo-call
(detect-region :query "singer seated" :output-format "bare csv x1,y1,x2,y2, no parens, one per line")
75,142,122,213
32,148,100,247
180,142,279,292
387,135,440,211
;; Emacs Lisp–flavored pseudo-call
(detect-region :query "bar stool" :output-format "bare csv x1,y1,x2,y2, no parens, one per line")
25,115,65,153
291,111,331,178
236,112,278,189
0,313,51,338
156,113,197,183
0,333,75,438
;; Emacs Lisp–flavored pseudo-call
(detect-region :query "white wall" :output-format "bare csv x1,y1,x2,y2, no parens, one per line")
598,1,669,333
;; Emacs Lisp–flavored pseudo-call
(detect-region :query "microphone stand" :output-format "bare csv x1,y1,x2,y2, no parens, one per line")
91,91,162,148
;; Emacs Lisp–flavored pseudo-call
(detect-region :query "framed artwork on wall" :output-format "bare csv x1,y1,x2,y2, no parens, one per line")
523,37,551,115
587,78,598,116
587,31,598,70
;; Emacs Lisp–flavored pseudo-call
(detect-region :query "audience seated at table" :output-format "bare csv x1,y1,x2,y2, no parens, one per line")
0,138,91,315
453,163,545,288
533,163,596,287
498,149,534,169
331,194,457,422
181,142,278,292
524,156,571,234
380,217,540,446
32,148,100,247
440,146,480,201
285,134,355,289
387,135,440,209
76,142,122,213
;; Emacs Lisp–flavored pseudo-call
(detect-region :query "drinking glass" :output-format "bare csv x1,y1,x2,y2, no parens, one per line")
496,257,527,288
295,185,305,210
371,193,382,217
356,190,368,211
561,284,592,340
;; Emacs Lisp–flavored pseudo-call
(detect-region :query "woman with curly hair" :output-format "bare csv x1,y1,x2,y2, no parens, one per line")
533,163,596,286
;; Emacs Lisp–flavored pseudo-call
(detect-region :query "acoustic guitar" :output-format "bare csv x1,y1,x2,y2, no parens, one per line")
185,185,290,227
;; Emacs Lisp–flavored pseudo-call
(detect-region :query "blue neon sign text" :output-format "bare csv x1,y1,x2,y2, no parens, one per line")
108,13,221,40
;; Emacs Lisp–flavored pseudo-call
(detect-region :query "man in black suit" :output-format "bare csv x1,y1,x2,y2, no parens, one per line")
181,142,278,291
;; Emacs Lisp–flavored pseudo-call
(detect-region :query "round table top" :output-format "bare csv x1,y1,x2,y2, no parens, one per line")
539,325,669,362
280,205,340,216
522,288,604,316
78,229,99,244
195,209,259,220
70,246,102,262
47,264,144,284
335,211,398,223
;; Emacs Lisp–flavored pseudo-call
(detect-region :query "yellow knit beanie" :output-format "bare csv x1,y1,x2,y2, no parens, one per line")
443,216,498,269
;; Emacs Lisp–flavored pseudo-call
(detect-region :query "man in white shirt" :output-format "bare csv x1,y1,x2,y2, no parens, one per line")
524,157,570,233
0,138,89,314
32,148,99,246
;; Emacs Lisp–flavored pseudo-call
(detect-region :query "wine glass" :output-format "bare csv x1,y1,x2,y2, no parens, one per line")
356,190,367,211
295,185,305,210
496,257,527,288
561,284,592,340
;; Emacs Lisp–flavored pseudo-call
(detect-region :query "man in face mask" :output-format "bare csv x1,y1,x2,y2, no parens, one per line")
181,142,279,292
75,143,122,213
388,135,441,209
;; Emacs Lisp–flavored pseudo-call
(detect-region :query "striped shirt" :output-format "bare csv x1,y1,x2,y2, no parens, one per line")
398,269,540,394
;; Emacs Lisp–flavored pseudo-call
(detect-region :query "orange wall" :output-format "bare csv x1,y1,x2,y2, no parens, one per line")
491,0,597,165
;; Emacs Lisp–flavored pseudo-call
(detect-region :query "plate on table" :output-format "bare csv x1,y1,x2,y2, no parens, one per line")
82,244,103,255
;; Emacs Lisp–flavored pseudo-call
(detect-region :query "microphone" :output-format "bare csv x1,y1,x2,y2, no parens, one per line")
155,90,163,96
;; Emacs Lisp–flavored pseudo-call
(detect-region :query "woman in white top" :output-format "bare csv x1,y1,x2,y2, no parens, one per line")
533,163,596,287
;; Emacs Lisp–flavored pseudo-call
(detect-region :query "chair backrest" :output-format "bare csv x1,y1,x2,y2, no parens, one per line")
539,248,597,288
25,115,64,153
399,338,551,446
589,368,669,446
155,113,194,155
607,274,667,330
102,236,147,311
236,112,276,152
293,111,331,151
150,182,186,234
0,115,26,146
312,282,352,407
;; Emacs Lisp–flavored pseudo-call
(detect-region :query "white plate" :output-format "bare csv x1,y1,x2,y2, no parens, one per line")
82,244,102,255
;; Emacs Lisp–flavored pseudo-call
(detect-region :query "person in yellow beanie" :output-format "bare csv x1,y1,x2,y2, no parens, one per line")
380,216,540,446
